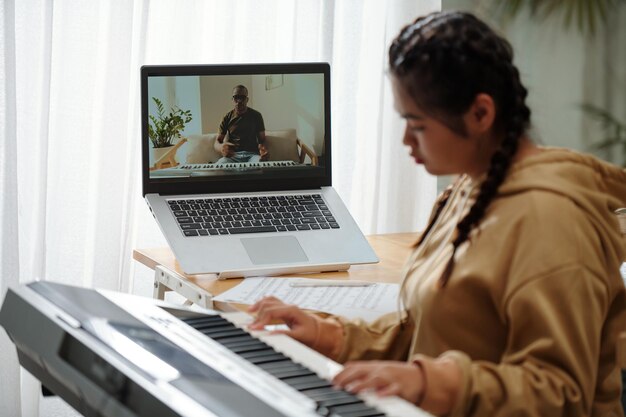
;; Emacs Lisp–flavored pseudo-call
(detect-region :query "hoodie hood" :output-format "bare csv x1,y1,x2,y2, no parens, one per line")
500,147,626,266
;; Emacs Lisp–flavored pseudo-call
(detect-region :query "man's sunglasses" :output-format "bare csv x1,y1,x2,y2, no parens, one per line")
232,95,248,101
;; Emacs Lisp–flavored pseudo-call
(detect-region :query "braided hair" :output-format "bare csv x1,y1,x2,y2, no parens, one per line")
390,12,531,286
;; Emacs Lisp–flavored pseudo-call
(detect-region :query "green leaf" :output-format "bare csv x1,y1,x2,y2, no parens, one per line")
148,97,194,148
490,0,615,37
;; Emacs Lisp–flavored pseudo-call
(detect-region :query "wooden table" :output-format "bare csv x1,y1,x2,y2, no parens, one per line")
133,233,418,310
133,234,626,368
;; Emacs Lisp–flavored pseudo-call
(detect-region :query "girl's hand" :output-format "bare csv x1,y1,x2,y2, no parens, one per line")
248,296,321,348
332,360,425,404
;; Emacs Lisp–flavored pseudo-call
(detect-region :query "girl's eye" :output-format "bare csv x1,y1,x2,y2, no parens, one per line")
410,126,425,133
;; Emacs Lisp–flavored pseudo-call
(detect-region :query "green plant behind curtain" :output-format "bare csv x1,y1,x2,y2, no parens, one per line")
579,104,626,167
491,0,623,36
489,0,626,166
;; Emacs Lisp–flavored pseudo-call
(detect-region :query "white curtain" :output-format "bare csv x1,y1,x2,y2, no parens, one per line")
0,1,439,416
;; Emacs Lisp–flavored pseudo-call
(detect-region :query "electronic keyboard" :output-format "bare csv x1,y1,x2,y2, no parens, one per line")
151,160,301,177
179,161,299,170
0,282,433,417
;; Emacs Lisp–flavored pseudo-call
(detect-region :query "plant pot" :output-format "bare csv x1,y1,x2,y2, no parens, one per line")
151,145,175,166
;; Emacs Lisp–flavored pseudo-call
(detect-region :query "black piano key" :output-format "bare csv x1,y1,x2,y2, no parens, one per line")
281,374,327,387
182,315,228,326
204,328,249,339
305,389,352,402
271,368,316,379
247,353,290,365
258,361,308,373
214,335,257,345
182,313,388,417
239,349,282,360
194,323,237,332
256,360,295,371
299,386,340,398
261,361,310,374
330,412,385,417
290,379,334,391
228,343,272,354
198,326,247,338
328,402,382,415
217,337,263,349
318,395,363,408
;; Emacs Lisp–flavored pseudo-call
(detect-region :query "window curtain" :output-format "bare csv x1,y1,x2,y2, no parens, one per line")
0,1,440,416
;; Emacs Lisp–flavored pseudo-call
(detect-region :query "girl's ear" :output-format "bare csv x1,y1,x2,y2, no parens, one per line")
463,93,496,136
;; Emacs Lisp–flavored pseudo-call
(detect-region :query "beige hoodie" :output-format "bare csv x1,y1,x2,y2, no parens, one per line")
335,148,626,416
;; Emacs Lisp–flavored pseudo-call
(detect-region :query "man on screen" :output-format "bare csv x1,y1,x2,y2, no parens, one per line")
214,85,269,163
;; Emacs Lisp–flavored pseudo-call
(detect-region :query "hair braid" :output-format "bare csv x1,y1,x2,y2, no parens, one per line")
415,185,453,248
389,11,532,286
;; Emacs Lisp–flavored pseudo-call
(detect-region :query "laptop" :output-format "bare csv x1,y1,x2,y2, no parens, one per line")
141,63,378,278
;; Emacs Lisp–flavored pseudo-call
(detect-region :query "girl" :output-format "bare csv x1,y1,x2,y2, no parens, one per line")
250,11,626,416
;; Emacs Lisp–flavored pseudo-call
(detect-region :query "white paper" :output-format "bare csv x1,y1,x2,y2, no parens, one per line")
214,277,401,322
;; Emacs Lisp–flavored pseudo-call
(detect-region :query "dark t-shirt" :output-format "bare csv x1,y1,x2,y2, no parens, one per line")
218,107,265,153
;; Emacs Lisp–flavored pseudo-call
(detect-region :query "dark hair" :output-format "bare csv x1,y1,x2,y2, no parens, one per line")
233,85,248,95
390,11,531,286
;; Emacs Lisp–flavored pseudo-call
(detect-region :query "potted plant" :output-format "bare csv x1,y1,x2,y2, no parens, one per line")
581,103,626,167
148,97,193,163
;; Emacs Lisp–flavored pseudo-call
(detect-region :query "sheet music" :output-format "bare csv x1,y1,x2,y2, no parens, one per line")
214,278,400,322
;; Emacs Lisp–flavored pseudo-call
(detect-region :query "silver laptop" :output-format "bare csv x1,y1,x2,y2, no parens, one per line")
141,63,377,278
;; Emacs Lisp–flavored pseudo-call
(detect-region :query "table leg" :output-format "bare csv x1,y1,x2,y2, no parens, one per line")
152,265,214,309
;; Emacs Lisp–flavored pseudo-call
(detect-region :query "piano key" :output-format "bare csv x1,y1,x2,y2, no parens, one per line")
182,315,225,324
270,368,316,379
215,335,258,345
319,395,363,407
331,411,385,417
239,349,282,360
256,360,298,372
192,319,236,329
307,390,358,403
180,313,431,417
290,379,334,391
229,343,273,354
247,353,290,365
203,328,249,339
194,322,237,331
257,360,306,371
319,402,372,417
281,374,328,387
267,362,308,376
299,386,343,399
328,402,383,415
219,338,267,349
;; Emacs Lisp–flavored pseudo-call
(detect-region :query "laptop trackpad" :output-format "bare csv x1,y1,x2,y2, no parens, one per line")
241,236,308,265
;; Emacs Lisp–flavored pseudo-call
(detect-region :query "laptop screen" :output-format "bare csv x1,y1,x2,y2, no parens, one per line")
141,63,331,196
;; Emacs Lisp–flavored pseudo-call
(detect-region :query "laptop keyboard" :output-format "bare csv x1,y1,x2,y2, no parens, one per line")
167,194,340,237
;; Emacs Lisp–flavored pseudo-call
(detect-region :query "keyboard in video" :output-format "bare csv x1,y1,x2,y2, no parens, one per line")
168,194,340,237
